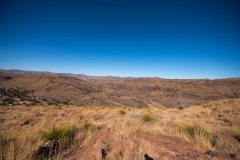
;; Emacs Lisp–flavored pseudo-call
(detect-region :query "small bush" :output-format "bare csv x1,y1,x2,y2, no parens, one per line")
178,105,184,110
119,110,126,115
81,122,95,131
42,125,79,142
142,114,157,122
212,107,218,112
25,103,32,107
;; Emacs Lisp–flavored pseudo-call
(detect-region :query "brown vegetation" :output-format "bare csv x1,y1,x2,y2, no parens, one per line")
0,71,240,108
0,98,239,159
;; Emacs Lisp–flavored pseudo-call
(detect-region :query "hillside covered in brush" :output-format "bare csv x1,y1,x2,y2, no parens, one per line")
0,71,239,108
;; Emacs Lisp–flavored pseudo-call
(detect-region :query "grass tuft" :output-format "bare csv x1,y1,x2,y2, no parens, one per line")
212,107,218,112
42,125,78,142
119,109,127,115
142,114,157,122
53,106,62,109
81,122,96,131
135,128,155,135
174,125,213,149
178,105,184,110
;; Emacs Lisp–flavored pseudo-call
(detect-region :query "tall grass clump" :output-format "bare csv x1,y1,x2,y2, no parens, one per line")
174,125,213,149
0,129,42,160
42,125,79,143
178,105,184,110
81,122,96,131
119,109,126,115
142,114,157,122
212,107,218,112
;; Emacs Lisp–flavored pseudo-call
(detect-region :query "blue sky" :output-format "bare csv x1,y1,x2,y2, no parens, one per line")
0,0,240,79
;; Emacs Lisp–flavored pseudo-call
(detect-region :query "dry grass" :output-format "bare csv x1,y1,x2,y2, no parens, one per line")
141,114,158,122
119,109,127,115
174,125,214,150
0,125,42,160
0,98,240,159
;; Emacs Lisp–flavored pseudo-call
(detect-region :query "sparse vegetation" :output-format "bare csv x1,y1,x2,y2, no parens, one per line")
178,105,184,110
25,103,32,107
212,107,218,112
53,105,62,109
119,109,126,115
42,124,79,142
0,88,39,105
174,125,213,149
136,127,155,135
0,98,240,159
0,125,42,160
81,121,95,131
142,114,157,122
226,130,240,142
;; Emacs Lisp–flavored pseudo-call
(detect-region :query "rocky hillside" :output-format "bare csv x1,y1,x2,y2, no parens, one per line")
0,71,239,107
1,99,239,159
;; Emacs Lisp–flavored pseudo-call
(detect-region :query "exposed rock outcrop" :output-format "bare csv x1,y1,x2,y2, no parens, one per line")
60,131,234,160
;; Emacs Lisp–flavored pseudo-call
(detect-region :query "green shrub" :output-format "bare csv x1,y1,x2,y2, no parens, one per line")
178,105,184,110
42,125,78,142
81,122,96,131
119,110,126,115
142,114,157,122
212,107,218,112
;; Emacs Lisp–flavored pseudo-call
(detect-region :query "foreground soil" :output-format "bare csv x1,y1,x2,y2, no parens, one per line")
61,130,234,160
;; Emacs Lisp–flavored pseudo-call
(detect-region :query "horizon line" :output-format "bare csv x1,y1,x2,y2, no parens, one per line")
1,68,240,80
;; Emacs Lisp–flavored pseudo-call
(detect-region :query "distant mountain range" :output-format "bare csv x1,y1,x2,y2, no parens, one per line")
0,69,128,79
0,69,86,76
2,69,239,80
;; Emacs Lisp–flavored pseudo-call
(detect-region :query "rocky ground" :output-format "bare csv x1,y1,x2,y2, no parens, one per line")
0,99,239,159
60,130,235,160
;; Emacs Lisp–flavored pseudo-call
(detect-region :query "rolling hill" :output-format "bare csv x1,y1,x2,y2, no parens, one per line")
0,71,239,108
